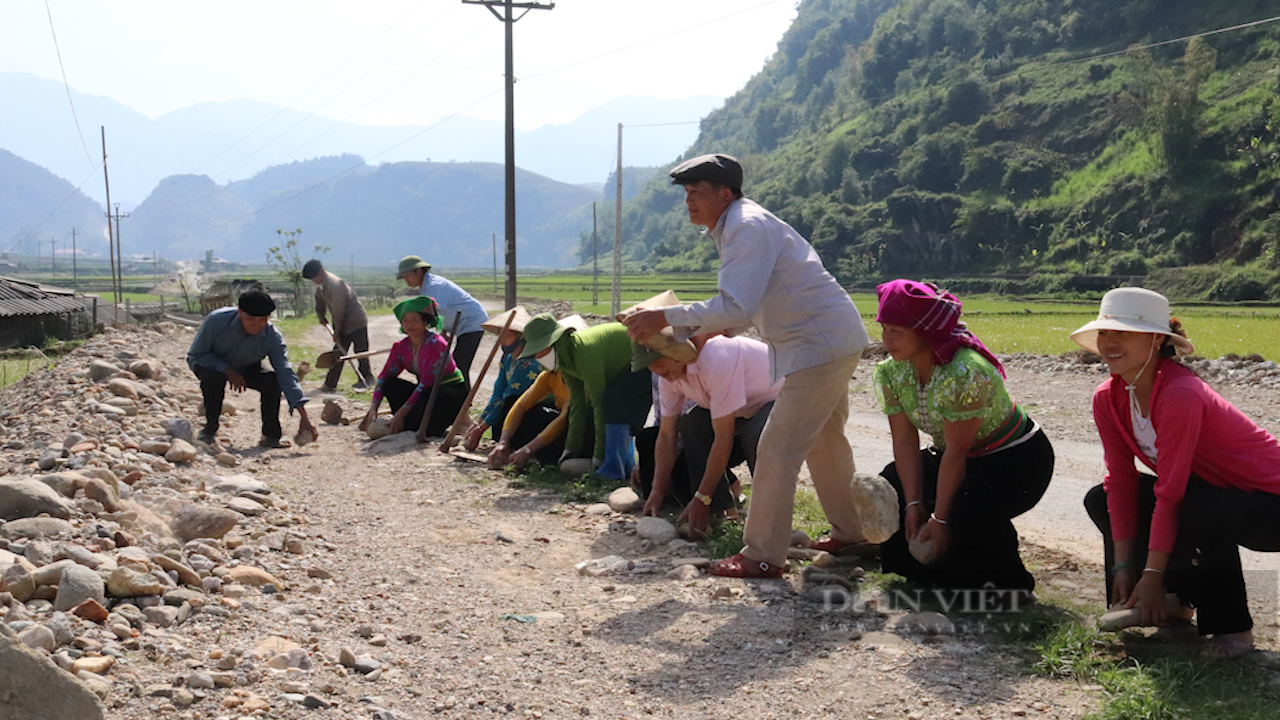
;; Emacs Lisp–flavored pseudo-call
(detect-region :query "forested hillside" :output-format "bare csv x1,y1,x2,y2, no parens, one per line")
608,0,1280,300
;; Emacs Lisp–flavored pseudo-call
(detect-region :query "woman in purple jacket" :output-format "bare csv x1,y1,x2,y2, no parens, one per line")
1076,288,1280,658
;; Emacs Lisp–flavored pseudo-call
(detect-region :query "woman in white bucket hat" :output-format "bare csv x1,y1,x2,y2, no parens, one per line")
1075,287,1280,658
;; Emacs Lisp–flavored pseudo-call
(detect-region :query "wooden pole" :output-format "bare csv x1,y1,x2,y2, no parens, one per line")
439,310,516,452
101,127,119,326
417,311,464,443
612,123,623,316
592,202,598,308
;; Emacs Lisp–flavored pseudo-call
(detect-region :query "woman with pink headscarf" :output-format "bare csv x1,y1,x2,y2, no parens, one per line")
873,279,1054,599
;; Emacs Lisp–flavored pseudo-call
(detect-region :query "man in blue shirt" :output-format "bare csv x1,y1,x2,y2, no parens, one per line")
187,291,317,448
396,255,487,386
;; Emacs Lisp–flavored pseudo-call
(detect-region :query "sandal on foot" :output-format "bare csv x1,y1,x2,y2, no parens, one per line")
1202,634,1254,659
810,536,880,557
708,553,784,579
259,437,293,449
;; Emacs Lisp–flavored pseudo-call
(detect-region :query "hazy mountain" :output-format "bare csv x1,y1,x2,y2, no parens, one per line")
0,149,107,257
0,72,719,204
127,156,598,267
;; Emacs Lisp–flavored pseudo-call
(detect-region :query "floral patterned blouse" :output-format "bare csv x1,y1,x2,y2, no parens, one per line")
874,348,1020,451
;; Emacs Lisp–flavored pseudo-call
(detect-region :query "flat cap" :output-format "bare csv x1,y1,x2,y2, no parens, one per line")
238,290,276,317
302,259,323,279
669,153,743,191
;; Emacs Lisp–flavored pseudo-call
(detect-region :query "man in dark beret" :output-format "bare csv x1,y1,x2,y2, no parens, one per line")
621,153,873,578
187,290,317,449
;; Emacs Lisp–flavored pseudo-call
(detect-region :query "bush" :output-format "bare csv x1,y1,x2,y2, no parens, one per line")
1208,267,1277,301
1106,252,1148,275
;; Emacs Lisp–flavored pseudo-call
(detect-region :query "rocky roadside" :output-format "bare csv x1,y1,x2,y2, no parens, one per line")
4,324,1280,720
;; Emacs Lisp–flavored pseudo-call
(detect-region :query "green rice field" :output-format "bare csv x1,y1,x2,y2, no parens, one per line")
456,274,1280,360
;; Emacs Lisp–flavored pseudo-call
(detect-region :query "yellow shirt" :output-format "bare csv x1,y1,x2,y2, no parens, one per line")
502,370,570,447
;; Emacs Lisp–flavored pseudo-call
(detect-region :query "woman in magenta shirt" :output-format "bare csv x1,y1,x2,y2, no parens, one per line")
1075,288,1280,658
361,296,467,437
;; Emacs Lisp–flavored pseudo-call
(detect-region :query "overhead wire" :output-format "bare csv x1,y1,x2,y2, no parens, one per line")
43,0,94,169
187,0,434,177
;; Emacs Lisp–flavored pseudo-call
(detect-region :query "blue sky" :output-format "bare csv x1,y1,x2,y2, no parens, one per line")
4,0,799,128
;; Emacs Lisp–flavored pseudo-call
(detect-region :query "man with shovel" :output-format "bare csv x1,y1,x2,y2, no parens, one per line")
304,259,376,392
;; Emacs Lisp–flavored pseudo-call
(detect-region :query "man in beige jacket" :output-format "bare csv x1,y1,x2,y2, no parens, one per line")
304,259,375,391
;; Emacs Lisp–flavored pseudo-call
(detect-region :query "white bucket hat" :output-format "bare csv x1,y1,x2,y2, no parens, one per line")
1070,287,1194,356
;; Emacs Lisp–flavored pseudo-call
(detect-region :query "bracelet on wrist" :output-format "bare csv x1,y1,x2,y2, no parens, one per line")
906,500,925,510
1142,567,1164,574
929,512,948,526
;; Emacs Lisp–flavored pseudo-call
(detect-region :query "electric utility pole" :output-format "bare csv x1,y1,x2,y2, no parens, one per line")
69,228,78,288
462,0,554,310
110,204,130,306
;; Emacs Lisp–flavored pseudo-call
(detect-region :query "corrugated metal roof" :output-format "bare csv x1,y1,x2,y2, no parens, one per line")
0,275,89,318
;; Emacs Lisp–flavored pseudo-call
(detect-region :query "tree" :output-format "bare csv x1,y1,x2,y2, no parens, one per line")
266,228,329,318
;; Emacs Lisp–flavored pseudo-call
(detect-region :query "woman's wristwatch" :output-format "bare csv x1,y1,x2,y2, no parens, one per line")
693,491,713,506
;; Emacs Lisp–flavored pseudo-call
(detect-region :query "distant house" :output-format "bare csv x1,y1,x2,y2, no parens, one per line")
200,279,268,315
0,276,93,349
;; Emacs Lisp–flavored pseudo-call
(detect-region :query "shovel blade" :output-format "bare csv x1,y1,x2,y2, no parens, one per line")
316,350,341,369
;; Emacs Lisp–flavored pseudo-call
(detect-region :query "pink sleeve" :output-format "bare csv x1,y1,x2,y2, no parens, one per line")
658,378,683,419
1147,385,1207,554
1094,383,1141,544
407,335,456,407
371,341,408,406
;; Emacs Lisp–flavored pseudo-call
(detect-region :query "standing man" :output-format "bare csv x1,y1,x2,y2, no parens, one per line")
622,153,873,578
187,290,317,449
303,259,375,391
396,255,487,385
636,334,784,540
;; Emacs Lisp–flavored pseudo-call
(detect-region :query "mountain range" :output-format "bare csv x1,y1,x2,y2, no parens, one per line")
0,72,719,205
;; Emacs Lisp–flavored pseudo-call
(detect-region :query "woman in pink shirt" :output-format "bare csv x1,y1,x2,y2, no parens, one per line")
1075,288,1280,658
360,296,467,437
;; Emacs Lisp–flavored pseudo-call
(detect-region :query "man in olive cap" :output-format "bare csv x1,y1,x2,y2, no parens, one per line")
621,153,873,578
187,290,317,449
304,259,375,391
396,255,488,385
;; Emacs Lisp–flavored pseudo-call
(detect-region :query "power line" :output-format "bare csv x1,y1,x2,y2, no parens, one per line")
44,0,94,169
187,0,437,177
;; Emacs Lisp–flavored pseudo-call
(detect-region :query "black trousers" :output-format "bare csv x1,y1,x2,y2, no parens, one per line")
1085,475,1280,635
323,326,374,388
452,331,483,387
601,368,654,432
880,427,1054,591
675,403,773,512
382,377,468,438
507,400,565,465
193,363,282,441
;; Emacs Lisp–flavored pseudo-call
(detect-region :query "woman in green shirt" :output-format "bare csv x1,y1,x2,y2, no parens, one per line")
874,279,1054,597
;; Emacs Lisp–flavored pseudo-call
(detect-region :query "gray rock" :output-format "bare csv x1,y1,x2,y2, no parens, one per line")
62,433,89,450
353,656,382,674
138,440,172,456
164,440,197,464
47,613,75,646
211,474,268,495
226,497,267,516
106,378,139,400
2,517,75,540
143,604,180,628
170,505,240,542
338,647,356,667
635,516,677,544
908,536,938,565
0,624,103,719
127,359,160,380
665,564,701,581
81,478,118,513
160,418,194,442
88,360,120,381
0,478,72,520
37,472,81,498
893,611,955,636
38,452,59,471
107,567,163,598
607,487,643,513
849,473,900,544
31,558,76,586
185,672,214,689
54,564,106,612
1,564,36,602
17,623,57,651
303,694,331,709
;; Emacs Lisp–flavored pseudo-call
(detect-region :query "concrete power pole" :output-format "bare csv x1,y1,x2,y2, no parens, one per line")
612,123,623,317
462,0,554,310
69,228,78,288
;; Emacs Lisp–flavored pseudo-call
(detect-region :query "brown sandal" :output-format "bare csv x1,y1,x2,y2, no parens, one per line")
708,553,784,579
810,536,880,556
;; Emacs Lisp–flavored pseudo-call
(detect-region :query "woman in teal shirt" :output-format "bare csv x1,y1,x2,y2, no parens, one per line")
874,279,1054,597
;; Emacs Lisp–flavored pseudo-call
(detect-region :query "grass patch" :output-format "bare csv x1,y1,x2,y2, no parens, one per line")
0,354,56,390
506,462,619,504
